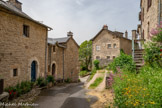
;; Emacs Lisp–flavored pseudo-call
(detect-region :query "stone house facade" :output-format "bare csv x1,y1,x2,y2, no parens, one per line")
0,0,51,88
138,0,162,42
91,25,132,67
47,32,79,82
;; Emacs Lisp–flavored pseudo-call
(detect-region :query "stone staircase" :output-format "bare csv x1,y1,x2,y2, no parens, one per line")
134,49,144,70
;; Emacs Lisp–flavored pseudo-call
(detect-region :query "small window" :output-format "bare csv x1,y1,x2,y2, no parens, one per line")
108,44,111,49
113,56,116,59
23,25,29,37
96,46,100,51
53,46,56,52
96,56,100,60
107,56,110,60
113,44,117,48
147,0,152,11
13,68,18,77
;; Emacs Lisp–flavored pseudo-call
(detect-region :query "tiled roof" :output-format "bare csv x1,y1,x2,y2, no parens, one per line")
0,0,52,29
48,37,71,45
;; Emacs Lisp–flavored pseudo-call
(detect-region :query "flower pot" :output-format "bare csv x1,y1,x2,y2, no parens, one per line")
0,79,4,94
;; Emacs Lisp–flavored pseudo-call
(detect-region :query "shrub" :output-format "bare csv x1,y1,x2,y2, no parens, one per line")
79,71,88,77
36,77,47,87
108,52,136,73
93,60,100,69
112,65,162,108
46,75,55,84
64,78,72,83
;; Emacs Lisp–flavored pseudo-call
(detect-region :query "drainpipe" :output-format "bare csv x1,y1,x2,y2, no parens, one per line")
159,0,161,24
63,49,65,82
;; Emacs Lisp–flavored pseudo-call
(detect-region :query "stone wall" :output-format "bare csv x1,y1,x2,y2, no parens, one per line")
120,38,132,55
141,0,160,42
92,29,120,67
0,8,48,88
47,37,79,82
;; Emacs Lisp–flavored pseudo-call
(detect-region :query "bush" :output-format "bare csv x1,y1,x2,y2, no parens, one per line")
93,60,100,69
5,81,33,100
36,77,47,87
64,78,72,83
108,52,136,73
112,65,162,108
79,71,88,77
46,75,55,84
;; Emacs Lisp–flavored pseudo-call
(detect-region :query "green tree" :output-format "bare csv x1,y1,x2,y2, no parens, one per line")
79,40,92,71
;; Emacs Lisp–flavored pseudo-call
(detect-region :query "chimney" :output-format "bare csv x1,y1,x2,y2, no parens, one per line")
132,30,137,40
67,31,73,37
103,25,108,30
7,0,22,11
125,30,128,38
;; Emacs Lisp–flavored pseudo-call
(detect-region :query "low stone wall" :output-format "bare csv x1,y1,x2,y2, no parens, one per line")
99,59,113,68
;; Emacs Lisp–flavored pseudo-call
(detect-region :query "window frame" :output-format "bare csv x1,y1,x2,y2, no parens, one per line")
107,44,112,49
53,46,56,53
113,44,117,48
96,45,100,51
13,68,18,77
107,56,110,60
23,25,30,37
96,56,100,60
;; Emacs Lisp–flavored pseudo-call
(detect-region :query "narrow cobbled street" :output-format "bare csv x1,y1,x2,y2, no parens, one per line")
34,77,97,108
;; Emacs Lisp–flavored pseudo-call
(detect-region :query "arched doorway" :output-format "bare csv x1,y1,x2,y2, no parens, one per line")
31,61,37,82
52,64,56,78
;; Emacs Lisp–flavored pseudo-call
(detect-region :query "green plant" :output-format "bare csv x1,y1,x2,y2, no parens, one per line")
89,68,97,81
89,77,103,89
93,60,100,70
79,71,88,77
46,75,55,84
113,65,162,108
64,78,72,83
36,77,47,87
108,52,136,73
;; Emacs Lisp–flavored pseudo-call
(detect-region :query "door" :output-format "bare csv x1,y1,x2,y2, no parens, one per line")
52,64,56,78
31,61,37,82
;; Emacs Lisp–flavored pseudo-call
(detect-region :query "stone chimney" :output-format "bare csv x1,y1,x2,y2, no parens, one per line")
125,30,128,38
7,0,22,11
67,31,73,37
103,25,108,30
132,30,137,40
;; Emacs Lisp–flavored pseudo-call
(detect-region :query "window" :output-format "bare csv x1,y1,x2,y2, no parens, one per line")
108,44,111,49
107,56,110,60
113,56,116,59
96,46,100,51
23,25,29,37
53,46,56,52
113,44,117,48
96,56,100,60
13,68,18,77
147,0,152,11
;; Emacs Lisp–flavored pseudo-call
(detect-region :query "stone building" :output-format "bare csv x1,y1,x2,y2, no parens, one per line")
0,0,52,88
138,0,162,42
91,25,132,67
47,31,79,82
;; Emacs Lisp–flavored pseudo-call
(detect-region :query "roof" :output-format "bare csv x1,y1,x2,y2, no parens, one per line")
48,37,71,45
91,28,132,41
0,0,52,30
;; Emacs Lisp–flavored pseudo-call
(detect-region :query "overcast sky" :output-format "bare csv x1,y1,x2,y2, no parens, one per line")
12,0,140,44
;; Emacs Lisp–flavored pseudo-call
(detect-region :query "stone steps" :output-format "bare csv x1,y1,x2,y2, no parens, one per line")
134,49,144,70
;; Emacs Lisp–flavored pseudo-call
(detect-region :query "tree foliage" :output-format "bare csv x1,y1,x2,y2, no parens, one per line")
79,40,92,71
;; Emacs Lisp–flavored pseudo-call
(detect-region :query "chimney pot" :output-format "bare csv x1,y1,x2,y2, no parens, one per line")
125,30,128,38
103,25,108,30
67,31,73,37
7,0,22,11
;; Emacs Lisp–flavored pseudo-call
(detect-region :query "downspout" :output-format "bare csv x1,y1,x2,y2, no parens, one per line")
159,0,161,24
63,49,65,82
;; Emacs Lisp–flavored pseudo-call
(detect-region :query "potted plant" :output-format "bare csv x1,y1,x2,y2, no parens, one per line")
0,78,4,94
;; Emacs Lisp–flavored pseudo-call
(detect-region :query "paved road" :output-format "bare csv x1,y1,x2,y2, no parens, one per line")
34,82,97,108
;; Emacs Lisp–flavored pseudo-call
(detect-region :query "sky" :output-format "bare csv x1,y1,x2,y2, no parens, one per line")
9,0,140,44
